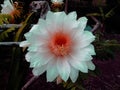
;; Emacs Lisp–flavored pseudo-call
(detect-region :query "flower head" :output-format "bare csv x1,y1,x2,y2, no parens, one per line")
1,0,14,14
20,11,96,83
1,0,22,23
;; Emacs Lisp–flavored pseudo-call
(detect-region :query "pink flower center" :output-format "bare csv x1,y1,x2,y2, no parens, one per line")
49,31,72,57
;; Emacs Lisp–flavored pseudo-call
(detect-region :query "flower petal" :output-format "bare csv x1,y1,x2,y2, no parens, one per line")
84,44,96,55
72,44,96,62
29,52,53,68
75,31,95,48
46,11,66,25
63,15,79,31
47,60,59,82
25,52,35,62
71,50,93,62
87,61,95,70
20,41,30,47
67,11,77,20
1,0,14,14
27,45,38,52
78,17,88,31
57,58,70,82
32,64,46,76
69,56,88,73
70,67,79,83
51,0,63,3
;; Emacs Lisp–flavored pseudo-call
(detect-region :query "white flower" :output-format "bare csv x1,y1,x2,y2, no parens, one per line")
20,11,96,83
1,0,14,14
51,0,63,3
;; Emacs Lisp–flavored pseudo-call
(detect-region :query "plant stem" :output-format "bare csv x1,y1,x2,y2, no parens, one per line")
22,76,39,90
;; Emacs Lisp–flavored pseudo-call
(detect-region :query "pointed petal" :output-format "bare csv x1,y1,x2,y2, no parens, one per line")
87,61,95,70
63,15,79,31
1,0,14,14
69,56,88,73
47,60,59,82
54,11,66,24
71,48,93,62
72,44,95,63
32,64,46,76
57,58,70,82
36,19,48,34
20,41,30,47
67,11,77,20
29,52,53,68
46,11,55,21
25,52,35,62
78,17,88,31
84,44,96,55
75,31,95,48
46,11,66,24
27,45,39,52
29,25,41,33
70,67,79,83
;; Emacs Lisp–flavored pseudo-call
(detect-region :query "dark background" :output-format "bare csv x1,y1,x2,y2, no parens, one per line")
0,0,120,90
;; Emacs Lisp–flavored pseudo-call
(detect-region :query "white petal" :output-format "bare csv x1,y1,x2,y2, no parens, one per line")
47,60,59,82
51,0,63,3
72,44,95,62
67,11,77,20
32,64,46,76
54,11,66,24
69,56,88,73
70,67,79,83
24,32,48,47
24,32,34,43
46,11,55,21
1,0,14,14
29,25,40,33
27,45,38,52
75,31,95,48
36,19,48,34
84,44,96,55
46,11,65,24
20,41,30,47
46,11,66,32
78,17,88,31
25,52,35,62
1,5,13,14
28,22,48,40
29,52,53,68
63,16,79,31
27,42,48,52
30,58,42,68
71,49,93,62
57,58,70,82
87,61,95,70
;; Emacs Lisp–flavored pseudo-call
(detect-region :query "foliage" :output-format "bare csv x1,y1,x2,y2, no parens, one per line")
0,14,11,24
0,26,15,41
94,32,120,60
1,12,35,90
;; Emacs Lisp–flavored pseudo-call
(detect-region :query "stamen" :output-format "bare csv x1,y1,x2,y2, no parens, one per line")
49,31,72,57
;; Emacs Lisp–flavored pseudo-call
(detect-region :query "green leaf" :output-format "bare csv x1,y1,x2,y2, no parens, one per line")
0,26,16,41
0,14,11,24
105,6,117,18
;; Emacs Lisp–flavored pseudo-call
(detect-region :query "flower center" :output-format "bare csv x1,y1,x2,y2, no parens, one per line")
49,32,72,57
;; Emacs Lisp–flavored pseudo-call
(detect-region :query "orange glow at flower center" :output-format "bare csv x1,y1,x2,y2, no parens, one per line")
49,31,72,57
